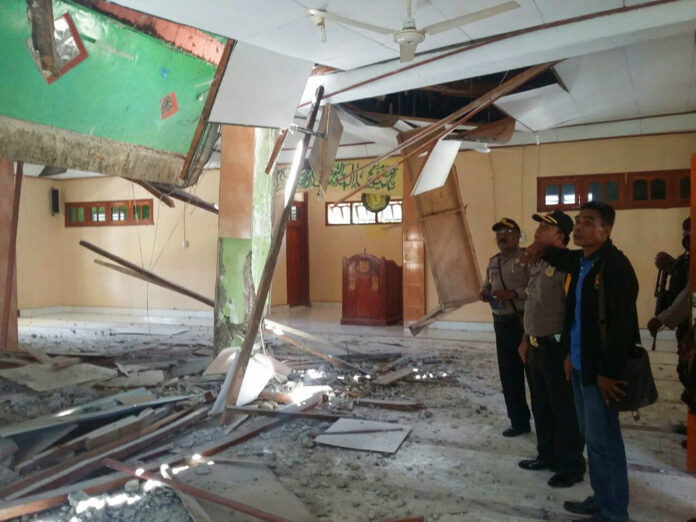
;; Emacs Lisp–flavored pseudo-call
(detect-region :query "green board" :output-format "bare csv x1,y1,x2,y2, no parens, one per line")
0,0,218,154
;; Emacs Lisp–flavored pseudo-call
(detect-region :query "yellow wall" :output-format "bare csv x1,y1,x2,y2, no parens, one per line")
307,194,402,303
17,132,696,325
436,132,696,325
17,173,220,311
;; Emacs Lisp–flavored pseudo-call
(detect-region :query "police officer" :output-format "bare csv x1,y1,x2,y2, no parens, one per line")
517,210,585,488
480,218,531,437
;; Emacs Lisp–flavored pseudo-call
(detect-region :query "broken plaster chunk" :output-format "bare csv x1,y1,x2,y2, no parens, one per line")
124,479,140,493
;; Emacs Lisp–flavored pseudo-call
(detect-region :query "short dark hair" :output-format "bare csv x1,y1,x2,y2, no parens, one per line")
580,201,615,226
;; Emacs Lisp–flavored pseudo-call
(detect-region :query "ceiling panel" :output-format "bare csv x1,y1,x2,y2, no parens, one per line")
625,32,696,117
453,0,543,40
554,47,639,124
532,0,621,23
494,84,582,131
209,42,313,128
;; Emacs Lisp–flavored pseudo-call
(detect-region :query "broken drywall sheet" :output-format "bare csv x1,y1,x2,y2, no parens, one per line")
0,363,117,392
314,419,411,454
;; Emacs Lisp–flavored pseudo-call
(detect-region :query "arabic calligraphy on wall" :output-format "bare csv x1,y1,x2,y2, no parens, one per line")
275,157,403,196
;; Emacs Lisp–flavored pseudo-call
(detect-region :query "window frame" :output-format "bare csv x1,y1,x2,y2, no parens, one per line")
537,170,688,212
325,199,403,226
65,199,154,227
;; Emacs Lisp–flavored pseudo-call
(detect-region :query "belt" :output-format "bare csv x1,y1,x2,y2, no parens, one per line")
529,334,560,347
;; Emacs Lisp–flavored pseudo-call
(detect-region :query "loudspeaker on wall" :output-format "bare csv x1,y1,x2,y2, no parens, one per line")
51,188,59,215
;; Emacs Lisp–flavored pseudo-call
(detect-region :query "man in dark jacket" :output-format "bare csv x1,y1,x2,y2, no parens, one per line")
524,201,636,522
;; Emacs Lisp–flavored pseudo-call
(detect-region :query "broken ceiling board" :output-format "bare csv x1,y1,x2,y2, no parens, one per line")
314,419,411,454
11,423,77,465
411,139,461,196
624,32,696,117
308,104,344,195
398,129,482,310
177,462,317,522
493,84,582,131
0,363,117,392
209,41,314,128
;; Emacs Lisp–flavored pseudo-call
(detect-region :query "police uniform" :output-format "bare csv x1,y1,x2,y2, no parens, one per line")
523,253,585,482
482,218,531,434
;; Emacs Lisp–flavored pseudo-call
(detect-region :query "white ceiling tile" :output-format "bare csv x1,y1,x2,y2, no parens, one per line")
533,0,621,23
209,42,313,128
625,32,696,116
495,84,583,131
555,47,639,123
453,1,543,40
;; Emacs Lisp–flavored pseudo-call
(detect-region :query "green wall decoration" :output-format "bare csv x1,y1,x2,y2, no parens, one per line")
0,0,219,154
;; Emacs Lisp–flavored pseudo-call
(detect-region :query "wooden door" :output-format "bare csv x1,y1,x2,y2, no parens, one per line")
286,200,310,306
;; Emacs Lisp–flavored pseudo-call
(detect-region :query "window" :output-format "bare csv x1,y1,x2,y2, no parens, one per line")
326,200,403,226
65,199,153,227
537,169,688,211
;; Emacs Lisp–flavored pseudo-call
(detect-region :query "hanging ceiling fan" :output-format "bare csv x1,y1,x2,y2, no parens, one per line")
307,0,520,62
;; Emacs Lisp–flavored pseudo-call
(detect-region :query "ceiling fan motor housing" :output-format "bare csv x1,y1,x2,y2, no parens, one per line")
394,27,425,46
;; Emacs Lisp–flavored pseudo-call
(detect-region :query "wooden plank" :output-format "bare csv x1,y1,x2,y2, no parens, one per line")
355,398,424,411
126,178,175,207
0,363,117,392
0,465,161,521
373,367,413,385
219,87,324,424
335,62,557,202
0,408,205,500
264,128,288,174
179,39,234,181
0,405,205,500
82,241,214,307
0,160,20,352
11,423,77,465
224,406,343,422
150,183,219,214
0,397,322,521
103,459,289,522
264,330,363,373
375,356,411,374
85,409,156,450
26,0,59,76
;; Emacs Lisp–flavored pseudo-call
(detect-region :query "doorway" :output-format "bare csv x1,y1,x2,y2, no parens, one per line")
286,200,310,306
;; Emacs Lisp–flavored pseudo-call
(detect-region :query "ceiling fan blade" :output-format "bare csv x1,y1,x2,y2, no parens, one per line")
38,165,67,177
307,8,396,36
422,1,520,35
399,42,417,62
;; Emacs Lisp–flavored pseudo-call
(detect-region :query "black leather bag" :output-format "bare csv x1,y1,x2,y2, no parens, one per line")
598,259,658,413
611,344,658,412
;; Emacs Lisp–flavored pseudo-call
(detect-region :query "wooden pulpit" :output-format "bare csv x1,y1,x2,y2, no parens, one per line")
341,253,402,326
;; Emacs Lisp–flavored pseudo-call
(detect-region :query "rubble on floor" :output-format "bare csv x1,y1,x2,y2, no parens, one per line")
1,319,692,521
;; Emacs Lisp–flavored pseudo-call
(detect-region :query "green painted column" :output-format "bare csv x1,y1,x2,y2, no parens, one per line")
213,126,276,354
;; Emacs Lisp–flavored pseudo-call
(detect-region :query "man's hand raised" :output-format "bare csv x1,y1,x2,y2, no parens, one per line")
518,241,549,266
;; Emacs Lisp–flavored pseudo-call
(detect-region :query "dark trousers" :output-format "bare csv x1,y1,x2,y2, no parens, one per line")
493,314,530,429
572,369,629,522
526,337,585,474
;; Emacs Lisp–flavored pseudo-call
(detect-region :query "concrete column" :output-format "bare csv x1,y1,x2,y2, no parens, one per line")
213,127,274,355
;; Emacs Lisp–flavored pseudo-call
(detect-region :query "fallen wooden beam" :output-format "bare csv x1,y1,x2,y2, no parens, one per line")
264,128,288,174
0,464,162,521
1,405,207,500
81,240,214,308
224,406,346,422
150,182,219,214
0,396,322,520
1,161,22,353
264,329,363,373
104,458,288,522
373,367,414,385
219,86,325,424
355,398,424,411
126,178,175,207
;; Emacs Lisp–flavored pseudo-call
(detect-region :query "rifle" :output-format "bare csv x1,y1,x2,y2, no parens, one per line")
652,268,669,351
